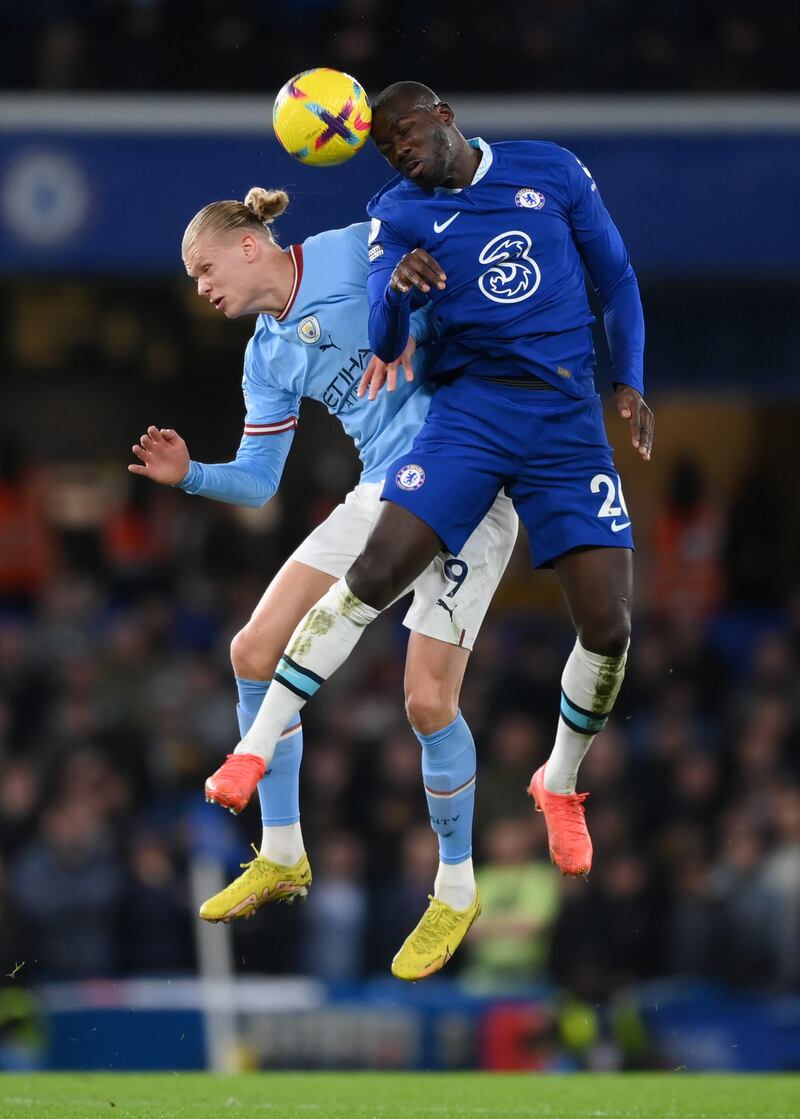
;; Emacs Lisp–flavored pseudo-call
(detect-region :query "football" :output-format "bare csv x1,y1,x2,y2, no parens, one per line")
273,68,372,167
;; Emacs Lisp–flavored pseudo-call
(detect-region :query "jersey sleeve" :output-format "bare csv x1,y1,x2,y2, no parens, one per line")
578,220,645,395
177,337,300,508
561,149,645,393
365,212,416,363
408,299,437,348
564,149,612,244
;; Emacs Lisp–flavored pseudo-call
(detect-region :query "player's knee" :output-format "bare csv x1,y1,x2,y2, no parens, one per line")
347,547,401,610
405,684,458,737
579,611,631,658
230,625,277,681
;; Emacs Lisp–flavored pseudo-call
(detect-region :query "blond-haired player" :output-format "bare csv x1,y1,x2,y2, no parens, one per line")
130,188,517,978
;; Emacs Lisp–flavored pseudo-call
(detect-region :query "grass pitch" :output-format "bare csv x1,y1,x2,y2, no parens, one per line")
1,1072,798,1119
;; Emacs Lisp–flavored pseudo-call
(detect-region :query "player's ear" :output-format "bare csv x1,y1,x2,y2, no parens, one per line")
240,233,259,262
435,102,454,126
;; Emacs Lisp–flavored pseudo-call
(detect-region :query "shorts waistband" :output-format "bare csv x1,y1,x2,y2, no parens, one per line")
472,374,556,390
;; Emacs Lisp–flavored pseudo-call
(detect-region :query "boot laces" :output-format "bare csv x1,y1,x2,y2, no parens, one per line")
222,752,262,775
410,897,462,954
240,842,263,871
555,791,590,840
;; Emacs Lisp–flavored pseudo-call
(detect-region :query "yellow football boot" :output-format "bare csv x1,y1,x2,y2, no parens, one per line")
199,847,312,923
391,889,481,981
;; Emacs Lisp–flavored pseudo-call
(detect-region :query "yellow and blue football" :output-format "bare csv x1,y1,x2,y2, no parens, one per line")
273,68,372,167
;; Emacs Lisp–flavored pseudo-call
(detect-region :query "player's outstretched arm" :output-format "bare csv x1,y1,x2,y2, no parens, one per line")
129,424,291,507
357,336,417,400
613,385,654,462
129,426,190,485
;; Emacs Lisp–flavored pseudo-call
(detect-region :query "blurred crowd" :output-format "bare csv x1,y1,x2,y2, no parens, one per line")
2,421,800,1002
2,1,796,94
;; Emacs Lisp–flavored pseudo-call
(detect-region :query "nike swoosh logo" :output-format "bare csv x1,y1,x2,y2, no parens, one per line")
611,520,631,532
433,213,460,233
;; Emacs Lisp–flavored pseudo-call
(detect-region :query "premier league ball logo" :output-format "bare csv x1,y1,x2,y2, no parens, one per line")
395,464,426,491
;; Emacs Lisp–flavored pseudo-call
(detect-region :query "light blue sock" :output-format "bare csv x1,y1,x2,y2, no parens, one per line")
235,676,302,826
416,711,476,865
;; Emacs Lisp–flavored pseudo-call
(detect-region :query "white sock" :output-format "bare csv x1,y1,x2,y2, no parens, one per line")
260,822,305,866
434,857,476,911
544,638,628,795
236,578,380,766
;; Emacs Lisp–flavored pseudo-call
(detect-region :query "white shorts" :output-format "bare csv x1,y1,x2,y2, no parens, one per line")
290,482,518,650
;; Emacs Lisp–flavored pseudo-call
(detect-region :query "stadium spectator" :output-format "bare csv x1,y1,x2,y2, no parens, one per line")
0,434,56,607
299,830,368,982
2,474,800,993
9,799,124,979
646,458,724,620
462,817,559,991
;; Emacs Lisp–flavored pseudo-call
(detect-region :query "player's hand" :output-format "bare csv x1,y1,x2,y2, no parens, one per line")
128,426,191,484
614,385,654,461
389,249,446,295
358,336,417,401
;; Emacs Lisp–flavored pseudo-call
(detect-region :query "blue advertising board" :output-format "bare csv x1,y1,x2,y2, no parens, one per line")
1,96,799,276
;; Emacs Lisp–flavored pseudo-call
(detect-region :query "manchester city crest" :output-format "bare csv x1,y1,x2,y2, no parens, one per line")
515,188,545,210
297,315,322,344
395,464,426,491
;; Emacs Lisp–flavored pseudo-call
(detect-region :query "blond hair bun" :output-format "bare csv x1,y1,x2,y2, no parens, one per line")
244,187,290,225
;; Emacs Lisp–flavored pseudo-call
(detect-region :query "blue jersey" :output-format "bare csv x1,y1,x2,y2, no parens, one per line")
367,139,644,398
179,222,434,507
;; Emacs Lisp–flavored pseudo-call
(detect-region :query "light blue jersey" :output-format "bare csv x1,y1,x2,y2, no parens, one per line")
179,222,434,507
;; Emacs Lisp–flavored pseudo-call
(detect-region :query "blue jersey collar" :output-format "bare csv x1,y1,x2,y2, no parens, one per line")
434,137,492,195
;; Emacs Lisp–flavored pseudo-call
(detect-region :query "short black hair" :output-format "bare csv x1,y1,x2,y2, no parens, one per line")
372,81,440,116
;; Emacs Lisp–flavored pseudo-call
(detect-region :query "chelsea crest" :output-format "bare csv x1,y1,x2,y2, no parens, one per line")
515,188,545,210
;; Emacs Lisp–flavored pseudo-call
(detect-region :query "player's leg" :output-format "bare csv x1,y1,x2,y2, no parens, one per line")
199,559,333,922
204,501,444,812
206,383,514,815
405,632,475,911
392,493,518,979
529,545,631,874
201,485,387,921
231,559,338,859
510,391,634,876
389,633,481,979
549,544,632,790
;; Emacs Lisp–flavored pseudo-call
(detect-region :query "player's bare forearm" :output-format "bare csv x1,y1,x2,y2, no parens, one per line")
613,385,654,461
389,248,447,295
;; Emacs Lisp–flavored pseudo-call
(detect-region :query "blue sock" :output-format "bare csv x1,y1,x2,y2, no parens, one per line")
416,711,476,865
235,676,302,826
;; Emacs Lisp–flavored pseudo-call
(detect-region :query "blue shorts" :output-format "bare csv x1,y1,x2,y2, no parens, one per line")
382,376,634,568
